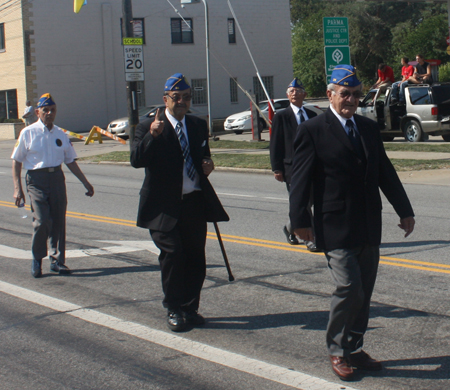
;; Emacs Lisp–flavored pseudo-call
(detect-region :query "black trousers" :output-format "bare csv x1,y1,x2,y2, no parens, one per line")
150,191,207,312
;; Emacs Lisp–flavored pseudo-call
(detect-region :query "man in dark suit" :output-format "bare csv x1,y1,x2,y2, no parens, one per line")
270,78,318,251
289,65,415,381
131,73,229,332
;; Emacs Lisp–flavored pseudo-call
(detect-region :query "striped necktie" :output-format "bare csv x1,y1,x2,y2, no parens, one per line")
175,122,196,181
298,110,305,124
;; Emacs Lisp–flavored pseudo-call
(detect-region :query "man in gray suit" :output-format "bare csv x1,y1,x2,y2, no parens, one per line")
289,65,415,381
270,78,318,252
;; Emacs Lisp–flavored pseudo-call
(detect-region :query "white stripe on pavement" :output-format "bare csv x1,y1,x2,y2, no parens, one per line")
0,280,358,390
0,241,160,260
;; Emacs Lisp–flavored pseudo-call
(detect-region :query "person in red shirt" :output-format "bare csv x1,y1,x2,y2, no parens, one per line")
391,57,415,105
371,63,395,93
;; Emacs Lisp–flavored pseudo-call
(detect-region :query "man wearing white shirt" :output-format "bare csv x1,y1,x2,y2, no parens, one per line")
22,100,36,126
12,93,94,278
270,78,318,251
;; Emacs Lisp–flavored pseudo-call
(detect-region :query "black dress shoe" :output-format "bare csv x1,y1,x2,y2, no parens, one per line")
183,310,206,325
283,226,299,245
349,350,383,371
31,259,42,278
305,241,322,252
50,263,71,275
167,311,186,332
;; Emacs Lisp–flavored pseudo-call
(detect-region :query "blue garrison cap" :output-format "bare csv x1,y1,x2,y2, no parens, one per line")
288,78,304,89
164,73,190,91
330,65,361,87
37,93,56,107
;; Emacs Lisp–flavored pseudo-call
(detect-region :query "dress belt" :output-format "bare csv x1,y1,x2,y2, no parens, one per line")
182,190,202,200
32,165,62,173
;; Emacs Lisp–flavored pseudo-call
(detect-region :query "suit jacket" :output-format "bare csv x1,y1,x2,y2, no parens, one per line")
270,106,317,184
130,112,229,231
289,108,414,251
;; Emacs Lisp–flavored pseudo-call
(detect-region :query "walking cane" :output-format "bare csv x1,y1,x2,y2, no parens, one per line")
213,222,234,282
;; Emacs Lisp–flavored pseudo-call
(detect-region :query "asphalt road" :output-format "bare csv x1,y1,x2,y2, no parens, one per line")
0,158,449,390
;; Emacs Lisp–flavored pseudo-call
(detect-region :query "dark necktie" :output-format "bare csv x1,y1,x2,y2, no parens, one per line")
175,122,196,181
298,110,305,124
346,119,364,158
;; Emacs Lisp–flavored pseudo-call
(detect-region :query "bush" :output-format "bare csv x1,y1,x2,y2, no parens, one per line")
439,63,450,82
0,118,23,123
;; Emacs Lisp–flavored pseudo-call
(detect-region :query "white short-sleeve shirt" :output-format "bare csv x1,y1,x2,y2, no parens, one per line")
11,119,77,170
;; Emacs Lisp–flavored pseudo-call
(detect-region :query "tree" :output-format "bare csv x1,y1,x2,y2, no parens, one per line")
289,1,448,96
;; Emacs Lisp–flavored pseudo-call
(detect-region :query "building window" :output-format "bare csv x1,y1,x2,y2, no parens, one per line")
191,78,207,105
0,23,5,52
230,77,238,103
171,18,193,44
253,76,273,102
228,19,236,44
0,89,18,119
120,18,146,44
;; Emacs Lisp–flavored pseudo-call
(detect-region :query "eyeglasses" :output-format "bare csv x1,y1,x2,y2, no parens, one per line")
165,93,192,102
335,90,364,100
288,88,305,95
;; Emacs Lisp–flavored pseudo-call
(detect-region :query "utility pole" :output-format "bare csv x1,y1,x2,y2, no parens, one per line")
122,0,139,148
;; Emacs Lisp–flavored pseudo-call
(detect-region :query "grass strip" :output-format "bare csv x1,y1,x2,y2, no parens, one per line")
80,151,450,172
209,140,270,149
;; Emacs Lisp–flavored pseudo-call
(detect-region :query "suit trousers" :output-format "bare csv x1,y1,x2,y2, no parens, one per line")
150,191,207,312
286,182,314,235
325,245,380,357
26,169,67,264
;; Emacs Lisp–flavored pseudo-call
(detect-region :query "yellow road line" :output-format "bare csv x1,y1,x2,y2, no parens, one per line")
2,200,449,275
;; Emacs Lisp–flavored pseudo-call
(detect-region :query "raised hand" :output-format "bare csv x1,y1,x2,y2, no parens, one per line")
150,108,164,138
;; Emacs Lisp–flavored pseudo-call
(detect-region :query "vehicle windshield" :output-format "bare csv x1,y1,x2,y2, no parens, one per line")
139,106,159,116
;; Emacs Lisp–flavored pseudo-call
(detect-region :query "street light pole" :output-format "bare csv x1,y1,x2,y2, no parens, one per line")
181,0,212,136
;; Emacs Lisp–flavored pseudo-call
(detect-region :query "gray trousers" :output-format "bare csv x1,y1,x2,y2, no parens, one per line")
325,245,380,357
26,169,67,264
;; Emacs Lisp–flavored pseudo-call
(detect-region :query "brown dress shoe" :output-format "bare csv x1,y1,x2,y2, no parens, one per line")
349,350,383,371
329,355,354,381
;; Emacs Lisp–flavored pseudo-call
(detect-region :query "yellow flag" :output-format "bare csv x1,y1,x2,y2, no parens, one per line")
74,0,86,13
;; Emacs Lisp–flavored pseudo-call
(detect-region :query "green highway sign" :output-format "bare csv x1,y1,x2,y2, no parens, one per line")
323,17,349,46
324,46,351,76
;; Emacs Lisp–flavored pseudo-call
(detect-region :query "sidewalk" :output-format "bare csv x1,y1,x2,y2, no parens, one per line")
2,133,450,185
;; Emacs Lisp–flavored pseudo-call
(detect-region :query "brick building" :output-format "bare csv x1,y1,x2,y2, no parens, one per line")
0,0,293,132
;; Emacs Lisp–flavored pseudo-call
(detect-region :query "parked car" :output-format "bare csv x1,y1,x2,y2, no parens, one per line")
107,105,207,138
223,98,323,134
357,83,450,142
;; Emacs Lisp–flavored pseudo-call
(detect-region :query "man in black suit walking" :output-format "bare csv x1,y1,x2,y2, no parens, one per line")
131,73,228,332
289,65,415,381
270,78,318,251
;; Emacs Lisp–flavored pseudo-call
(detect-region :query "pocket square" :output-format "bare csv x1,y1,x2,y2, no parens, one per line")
201,140,206,147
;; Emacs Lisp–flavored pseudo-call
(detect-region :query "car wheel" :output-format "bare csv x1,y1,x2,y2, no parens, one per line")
381,136,394,142
234,130,243,135
403,119,423,142
442,134,450,142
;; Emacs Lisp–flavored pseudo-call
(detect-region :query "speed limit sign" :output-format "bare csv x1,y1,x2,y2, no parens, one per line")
123,44,144,81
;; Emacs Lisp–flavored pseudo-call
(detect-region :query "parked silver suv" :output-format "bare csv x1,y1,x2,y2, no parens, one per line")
357,83,450,142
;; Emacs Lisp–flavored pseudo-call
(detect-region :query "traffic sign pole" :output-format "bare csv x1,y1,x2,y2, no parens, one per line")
122,0,140,147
